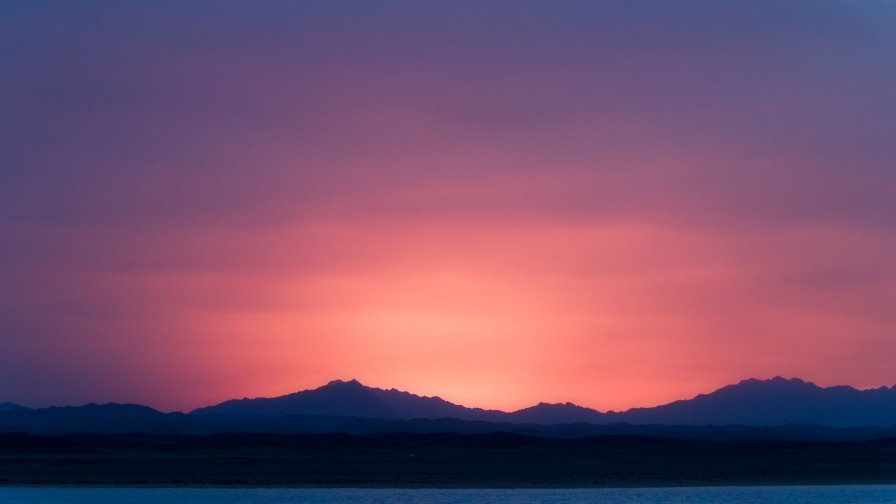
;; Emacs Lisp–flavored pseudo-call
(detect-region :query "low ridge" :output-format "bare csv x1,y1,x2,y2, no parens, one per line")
3,377,895,435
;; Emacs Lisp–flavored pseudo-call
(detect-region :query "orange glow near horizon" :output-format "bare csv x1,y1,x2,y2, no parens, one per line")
57,219,889,413
3,2,896,413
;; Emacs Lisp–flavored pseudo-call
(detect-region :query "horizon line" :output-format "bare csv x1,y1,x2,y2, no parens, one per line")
5,375,896,414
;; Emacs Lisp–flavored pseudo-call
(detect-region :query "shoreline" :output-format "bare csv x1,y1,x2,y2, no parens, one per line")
4,482,896,489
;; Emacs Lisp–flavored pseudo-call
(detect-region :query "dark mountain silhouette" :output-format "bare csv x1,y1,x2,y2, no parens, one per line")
192,379,601,424
0,403,182,435
191,379,508,422
0,402,27,412
606,377,896,427
510,402,605,424
192,376,896,428
3,377,896,436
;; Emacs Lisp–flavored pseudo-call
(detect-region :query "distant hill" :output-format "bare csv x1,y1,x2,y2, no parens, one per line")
2,377,896,436
191,379,507,422
192,379,612,425
607,377,896,427
0,402,27,412
507,402,605,424
0,403,183,435
192,376,896,428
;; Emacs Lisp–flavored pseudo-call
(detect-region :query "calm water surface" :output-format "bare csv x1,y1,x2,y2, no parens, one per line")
1,486,895,503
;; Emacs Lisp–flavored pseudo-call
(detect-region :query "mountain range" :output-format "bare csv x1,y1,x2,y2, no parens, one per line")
2,377,896,437
192,377,896,427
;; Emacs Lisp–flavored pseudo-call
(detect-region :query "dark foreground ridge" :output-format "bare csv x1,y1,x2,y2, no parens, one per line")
2,432,896,487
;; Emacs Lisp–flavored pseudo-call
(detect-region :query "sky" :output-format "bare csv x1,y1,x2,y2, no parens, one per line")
2,1,895,413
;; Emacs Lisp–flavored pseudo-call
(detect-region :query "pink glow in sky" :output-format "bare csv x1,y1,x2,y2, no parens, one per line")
2,1,895,412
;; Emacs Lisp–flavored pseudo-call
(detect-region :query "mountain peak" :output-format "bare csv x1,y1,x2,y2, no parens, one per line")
735,376,813,388
531,402,581,409
325,379,364,388
511,401,604,424
770,376,808,384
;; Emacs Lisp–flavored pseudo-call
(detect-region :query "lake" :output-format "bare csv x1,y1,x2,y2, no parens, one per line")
1,486,895,503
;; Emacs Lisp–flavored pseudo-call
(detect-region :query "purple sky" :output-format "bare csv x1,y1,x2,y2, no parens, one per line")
2,1,895,412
